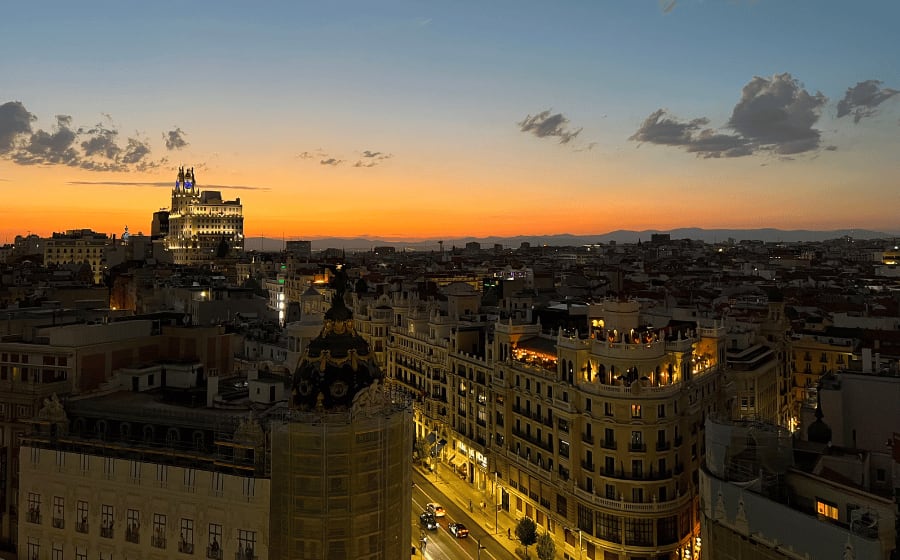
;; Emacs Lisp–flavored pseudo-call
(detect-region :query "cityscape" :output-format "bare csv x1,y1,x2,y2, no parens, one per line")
2,2,900,560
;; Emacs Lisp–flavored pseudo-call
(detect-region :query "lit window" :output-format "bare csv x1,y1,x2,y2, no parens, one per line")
816,499,838,520
631,404,642,418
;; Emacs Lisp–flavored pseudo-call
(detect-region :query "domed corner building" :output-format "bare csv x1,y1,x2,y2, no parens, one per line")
269,268,414,559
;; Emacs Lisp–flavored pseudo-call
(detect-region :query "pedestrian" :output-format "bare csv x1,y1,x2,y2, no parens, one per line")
507,527,511,539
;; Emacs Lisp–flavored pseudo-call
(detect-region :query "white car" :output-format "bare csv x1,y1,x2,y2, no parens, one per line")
426,502,446,517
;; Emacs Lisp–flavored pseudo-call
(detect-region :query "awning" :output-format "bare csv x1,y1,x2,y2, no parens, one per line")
451,454,469,469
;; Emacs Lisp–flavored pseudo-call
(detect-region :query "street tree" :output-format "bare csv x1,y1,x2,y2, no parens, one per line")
515,517,538,558
536,531,556,560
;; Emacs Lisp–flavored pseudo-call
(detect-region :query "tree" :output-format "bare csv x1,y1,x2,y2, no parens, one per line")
536,531,556,560
515,517,538,558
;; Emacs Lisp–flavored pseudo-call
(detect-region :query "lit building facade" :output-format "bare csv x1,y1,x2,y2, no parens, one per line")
164,167,244,266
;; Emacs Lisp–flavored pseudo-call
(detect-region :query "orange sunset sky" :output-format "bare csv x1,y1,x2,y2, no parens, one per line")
2,1,899,243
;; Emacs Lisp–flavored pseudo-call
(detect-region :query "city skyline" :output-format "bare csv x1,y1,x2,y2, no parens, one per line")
2,0,899,242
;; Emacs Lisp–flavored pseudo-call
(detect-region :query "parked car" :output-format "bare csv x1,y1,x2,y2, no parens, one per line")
426,503,446,517
448,522,469,538
419,512,438,530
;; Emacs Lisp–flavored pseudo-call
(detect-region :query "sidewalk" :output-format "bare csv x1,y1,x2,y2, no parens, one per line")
415,461,524,558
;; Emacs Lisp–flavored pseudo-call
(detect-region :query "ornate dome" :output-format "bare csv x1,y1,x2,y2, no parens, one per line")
291,267,382,411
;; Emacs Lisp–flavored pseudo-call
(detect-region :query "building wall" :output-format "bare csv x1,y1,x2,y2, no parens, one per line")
18,445,270,560
268,409,413,559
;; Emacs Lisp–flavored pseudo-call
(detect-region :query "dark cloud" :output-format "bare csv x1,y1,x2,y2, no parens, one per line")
297,151,317,159
12,115,80,166
836,80,900,123
631,73,827,158
361,150,382,158
79,123,121,159
0,101,35,153
1,100,177,172
320,158,342,166
727,73,826,155
164,127,189,150
518,110,582,144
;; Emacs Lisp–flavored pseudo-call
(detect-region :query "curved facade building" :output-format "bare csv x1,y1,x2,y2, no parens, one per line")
269,269,413,559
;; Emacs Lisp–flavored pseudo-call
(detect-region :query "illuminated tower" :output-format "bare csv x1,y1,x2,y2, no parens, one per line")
269,267,413,559
164,166,244,265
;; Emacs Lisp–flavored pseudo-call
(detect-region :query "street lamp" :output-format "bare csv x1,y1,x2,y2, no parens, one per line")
494,472,500,534
475,536,487,560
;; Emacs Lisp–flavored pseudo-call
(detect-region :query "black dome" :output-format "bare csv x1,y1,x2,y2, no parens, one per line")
291,267,382,410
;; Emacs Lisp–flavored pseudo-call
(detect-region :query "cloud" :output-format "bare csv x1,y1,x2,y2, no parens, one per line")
630,73,827,158
353,150,393,167
518,110,582,144
12,115,80,166
164,127,189,150
66,180,270,190
1,100,176,172
836,80,900,123
320,158,342,166
79,122,121,159
727,73,827,155
0,101,35,153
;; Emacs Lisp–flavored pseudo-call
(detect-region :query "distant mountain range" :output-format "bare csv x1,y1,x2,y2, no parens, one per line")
244,228,899,253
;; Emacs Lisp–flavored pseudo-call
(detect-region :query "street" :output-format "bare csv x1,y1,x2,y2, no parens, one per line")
411,469,518,560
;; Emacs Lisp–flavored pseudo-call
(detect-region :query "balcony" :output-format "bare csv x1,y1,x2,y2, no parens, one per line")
674,435,683,447
572,485,691,514
580,460,595,472
52,517,64,529
582,433,595,445
656,440,671,452
601,439,617,450
126,526,140,544
629,442,647,453
101,525,114,539
207,546,223,560
179,541,195,554
152,535,167,549
26,510,42,524
76,520,89,534
235,550,258,560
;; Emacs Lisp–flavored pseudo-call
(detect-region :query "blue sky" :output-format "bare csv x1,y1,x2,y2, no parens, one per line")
2,0,899,239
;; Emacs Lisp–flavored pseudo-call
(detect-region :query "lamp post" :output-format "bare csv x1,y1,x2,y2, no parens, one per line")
494,472,500,534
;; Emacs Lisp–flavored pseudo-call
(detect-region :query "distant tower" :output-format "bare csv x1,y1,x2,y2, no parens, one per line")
269,267,413,558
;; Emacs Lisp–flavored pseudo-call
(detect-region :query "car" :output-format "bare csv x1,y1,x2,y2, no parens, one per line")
419,512,438,530
448,522,469,538
426,503,446,517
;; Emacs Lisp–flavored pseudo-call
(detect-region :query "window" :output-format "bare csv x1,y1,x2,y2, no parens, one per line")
632,487,644,503
53,496,64,529
26,539,39,560
80,453,90,472
52,543,63,560
208,524,223,558
212,472,224,495
27,492,41,524
238,530,257,559
76,500,88,533
103,457,115,479
556,494,567,516
183,468,196,491
631,460,643,479
631,404,642,418
101,504,114,538
55,450,65,469
559,440,570,458
605,484,616,500
180,518,194,553
816,499,839,520
30,447,40,465
127,509,140,543
242,477,255,499
596,512,620,543
604,402,613,416
153,514,167,548
156,464,168,487
584,398,591,412
130,460,141,481
625,518,653,546
604,456,615,475
657,404,665,418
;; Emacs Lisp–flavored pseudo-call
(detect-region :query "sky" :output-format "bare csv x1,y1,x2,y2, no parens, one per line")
1,0,899,242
